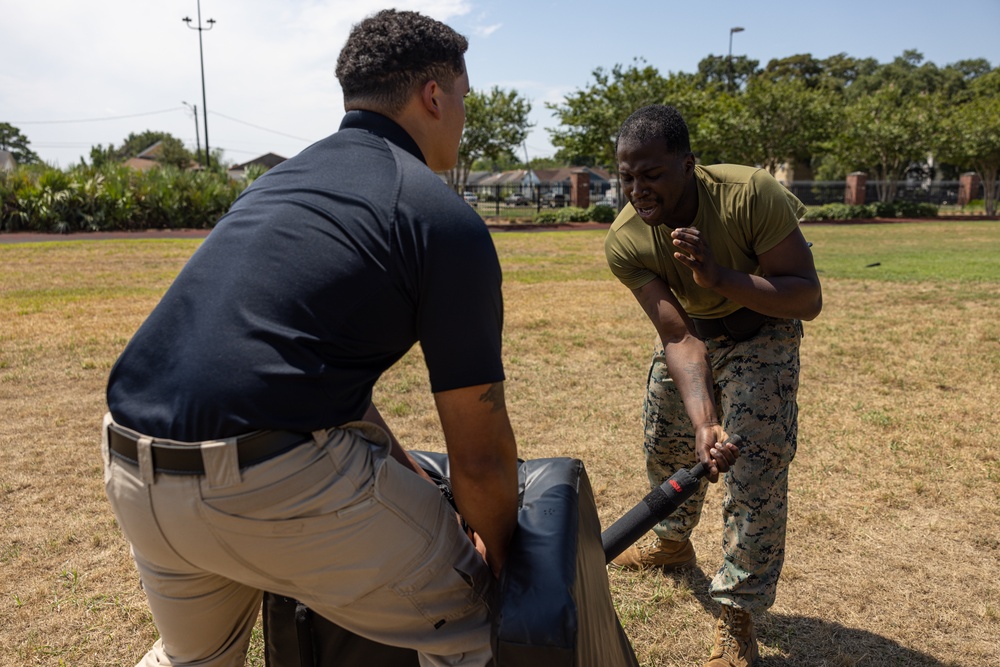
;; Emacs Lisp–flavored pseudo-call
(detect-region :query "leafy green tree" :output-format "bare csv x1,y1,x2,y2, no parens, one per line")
547,60,703,168
450,87,531,188
761,54,825,88
832,85,939,202
471,151,521,172
696,78,836,174
694,54,760,92
949,58,994,83
937,72,1000,215
0,123,41,164
528,156,562,170
88,130,194,170
849,50,968,99
761,53,878,95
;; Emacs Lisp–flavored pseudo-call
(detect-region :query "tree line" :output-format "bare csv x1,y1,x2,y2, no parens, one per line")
3,49,999,227
547,50,1000,213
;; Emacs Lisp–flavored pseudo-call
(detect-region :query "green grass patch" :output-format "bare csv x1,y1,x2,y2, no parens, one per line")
801,220,1000,282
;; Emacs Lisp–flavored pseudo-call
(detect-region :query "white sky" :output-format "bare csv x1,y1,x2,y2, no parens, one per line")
4,0,999,168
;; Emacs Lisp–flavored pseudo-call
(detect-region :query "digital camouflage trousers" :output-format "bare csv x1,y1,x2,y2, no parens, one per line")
642,318,802,613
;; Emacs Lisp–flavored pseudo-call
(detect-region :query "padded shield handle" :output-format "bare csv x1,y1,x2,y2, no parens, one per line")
601,435,742,564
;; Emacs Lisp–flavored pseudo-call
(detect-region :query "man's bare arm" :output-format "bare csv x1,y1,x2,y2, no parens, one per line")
434,382,519,576
631,279,736,481
670,226,822,321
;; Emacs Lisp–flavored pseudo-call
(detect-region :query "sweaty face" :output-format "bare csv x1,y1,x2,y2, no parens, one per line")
616,137,695,228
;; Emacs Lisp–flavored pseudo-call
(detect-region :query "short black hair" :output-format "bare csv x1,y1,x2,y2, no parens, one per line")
616,105,691,155
335,9,468,115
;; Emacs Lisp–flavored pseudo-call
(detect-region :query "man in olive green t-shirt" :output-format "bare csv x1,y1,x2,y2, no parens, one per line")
605,105,822,667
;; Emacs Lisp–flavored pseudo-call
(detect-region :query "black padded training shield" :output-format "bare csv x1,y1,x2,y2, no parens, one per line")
262,453,638,667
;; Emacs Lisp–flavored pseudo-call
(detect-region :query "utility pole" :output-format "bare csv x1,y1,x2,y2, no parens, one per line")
728,26,744,93
182,101,201,165
183,1,215,169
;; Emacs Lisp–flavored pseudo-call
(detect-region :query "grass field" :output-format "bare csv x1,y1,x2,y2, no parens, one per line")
1,221,998,666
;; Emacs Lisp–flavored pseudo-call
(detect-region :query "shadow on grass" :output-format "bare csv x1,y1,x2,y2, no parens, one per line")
668,568,958,667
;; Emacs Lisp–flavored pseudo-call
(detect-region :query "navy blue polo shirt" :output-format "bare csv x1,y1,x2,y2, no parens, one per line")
107,111,505,441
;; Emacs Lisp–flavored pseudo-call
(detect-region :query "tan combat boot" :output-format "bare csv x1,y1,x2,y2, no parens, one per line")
704,605,759,667
609,537,696,571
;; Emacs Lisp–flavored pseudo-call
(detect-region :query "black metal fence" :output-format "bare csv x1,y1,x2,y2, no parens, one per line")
457,178,965,216
454,182,615,216
787,180,962,206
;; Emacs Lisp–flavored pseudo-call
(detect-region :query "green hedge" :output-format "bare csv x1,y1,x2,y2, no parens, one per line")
531,203,617,225
0,164,248,233
803,201,940,221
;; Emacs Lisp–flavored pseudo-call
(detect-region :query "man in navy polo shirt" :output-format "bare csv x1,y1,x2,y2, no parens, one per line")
102,9,518,666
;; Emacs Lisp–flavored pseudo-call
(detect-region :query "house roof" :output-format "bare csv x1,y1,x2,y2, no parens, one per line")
123,156,161,172
477,169,531,186
136,140,165,160
231,153,288,171
532,166,611,184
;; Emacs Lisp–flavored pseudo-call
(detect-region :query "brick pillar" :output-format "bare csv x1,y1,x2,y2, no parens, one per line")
958,172,981,206
570,169,590,208
844,172,866,206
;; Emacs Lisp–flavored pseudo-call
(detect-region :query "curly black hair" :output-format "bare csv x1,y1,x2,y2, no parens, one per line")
335,9,468,115
616,105,691,156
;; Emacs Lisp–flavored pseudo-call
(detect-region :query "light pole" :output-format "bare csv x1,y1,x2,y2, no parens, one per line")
182,101,201,165
728,26,744,93
183,1,215,170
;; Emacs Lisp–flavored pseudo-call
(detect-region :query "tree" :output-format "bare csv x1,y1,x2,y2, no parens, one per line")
848,50,969,100
88,130,194,170
695,54,760,92
696,78,836,174
449,87,531,188
0,123,41,164
937,72,1000,215
547,60,702,168
761,54,825,88
762,53,879,95
832,85,939,202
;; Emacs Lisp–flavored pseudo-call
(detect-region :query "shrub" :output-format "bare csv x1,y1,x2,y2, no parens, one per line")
554,206,589,223
532,210,559,224
0,163,248,232
802,203,875,221
585,203,617,223
802,201,940,221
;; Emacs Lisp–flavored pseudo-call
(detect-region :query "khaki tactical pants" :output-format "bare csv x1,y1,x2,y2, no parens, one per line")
102,415,494,667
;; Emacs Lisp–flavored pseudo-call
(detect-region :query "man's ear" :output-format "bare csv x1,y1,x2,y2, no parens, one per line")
420,79,442,119
683,151,696,174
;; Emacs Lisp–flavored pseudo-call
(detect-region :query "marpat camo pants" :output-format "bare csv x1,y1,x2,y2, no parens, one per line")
642,318,802,612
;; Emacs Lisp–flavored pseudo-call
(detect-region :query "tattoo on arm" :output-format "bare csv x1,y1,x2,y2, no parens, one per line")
478,383,505,413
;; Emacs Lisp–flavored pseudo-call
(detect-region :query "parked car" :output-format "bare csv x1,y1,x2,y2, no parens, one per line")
540,192,566,208
505,193,530,206
462,191,478,205
594,193,619,209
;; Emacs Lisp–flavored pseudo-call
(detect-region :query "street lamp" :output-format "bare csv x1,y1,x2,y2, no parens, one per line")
183,1,215,169
182,101,201,165
728,26,744,93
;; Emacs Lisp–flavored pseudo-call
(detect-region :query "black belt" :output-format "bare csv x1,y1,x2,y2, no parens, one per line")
108,425,312,475
690,308,767,342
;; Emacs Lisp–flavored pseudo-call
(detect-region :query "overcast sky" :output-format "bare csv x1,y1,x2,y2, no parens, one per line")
4,0,999,168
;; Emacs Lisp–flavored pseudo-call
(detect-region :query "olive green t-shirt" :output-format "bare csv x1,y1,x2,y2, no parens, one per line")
604,164,806,318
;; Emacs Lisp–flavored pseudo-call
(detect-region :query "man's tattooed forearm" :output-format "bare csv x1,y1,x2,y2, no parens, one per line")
478,382,505,413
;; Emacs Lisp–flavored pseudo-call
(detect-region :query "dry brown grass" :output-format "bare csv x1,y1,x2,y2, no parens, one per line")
1,230,998,666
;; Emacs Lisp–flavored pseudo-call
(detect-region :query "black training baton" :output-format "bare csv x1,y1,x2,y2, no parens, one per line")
601,435,743,564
